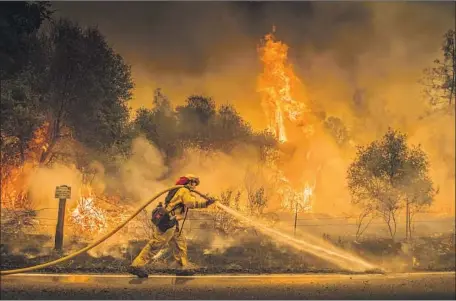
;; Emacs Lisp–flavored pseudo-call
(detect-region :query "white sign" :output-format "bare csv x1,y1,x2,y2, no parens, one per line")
55,185,71,199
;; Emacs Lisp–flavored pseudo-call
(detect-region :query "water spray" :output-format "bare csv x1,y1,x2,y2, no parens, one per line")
215,203,377,272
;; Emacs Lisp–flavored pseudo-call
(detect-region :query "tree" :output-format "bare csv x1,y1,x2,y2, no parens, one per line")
423,29,456,107
0,66,46,164
133,90,277,165
40,20,133,160
347,128,435,241
214,188,243,235
3,18,133,167
213,104,252,151
0,1,52,79
184,95,216,124
0,2,53,165
2,18,134,168
176,95,216,150
133,89,180,161
1,15,133,209
244,166,269,216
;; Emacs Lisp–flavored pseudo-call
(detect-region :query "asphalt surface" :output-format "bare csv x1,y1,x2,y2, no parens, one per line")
1,272,455,300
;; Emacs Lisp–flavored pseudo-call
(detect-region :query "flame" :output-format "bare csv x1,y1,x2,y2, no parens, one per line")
68,184,133,238
0,164,27,209
257,27,317,213
70,197,107,234
0,120,128,238
70,197,108,236
257,26,312,143
68,184,108,237
27,121,50,162
302,182,314,212
0,122,50,209
278,172,314,213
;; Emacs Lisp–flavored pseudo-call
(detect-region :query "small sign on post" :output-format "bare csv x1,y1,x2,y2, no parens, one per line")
54,185,71,251
55,185,71,199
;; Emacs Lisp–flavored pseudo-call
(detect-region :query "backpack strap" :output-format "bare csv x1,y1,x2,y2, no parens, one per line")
164,187,180,205
165,186,191,215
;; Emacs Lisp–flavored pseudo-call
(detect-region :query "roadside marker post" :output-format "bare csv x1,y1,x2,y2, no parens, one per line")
54,185,71,251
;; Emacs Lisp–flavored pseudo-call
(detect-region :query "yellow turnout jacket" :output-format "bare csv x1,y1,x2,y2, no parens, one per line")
165,187,208,222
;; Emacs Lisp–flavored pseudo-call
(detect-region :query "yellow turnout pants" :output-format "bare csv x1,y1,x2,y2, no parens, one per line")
131,225,188,268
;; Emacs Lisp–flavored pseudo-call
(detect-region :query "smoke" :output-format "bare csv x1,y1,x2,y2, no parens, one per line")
27,164,85,223
108,136,271,205
409,112,456,214
52,1,455,217
3,3,451,262
5,134,268,257
168,144,264,196
117,136,169,202
284,2,455,215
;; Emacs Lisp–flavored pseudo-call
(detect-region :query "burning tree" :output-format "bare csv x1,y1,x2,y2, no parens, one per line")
257,26,313,142
1,12,133,212
347,128,436,241
0,123,50,209
256,27,319,214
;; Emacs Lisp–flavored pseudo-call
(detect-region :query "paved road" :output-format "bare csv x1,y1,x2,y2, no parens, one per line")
1,272,455,300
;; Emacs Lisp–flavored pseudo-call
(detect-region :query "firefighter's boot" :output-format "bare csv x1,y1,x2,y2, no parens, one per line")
128,266,149,278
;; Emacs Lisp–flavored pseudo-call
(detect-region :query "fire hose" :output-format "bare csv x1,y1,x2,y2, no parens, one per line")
0,185,213,276
1,186,380,275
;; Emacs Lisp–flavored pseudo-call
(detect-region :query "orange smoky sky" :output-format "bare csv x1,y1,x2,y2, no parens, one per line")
52,1,455,215
53,1,454,131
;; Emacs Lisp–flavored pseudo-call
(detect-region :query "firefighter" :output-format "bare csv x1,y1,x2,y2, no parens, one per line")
128,174,216,278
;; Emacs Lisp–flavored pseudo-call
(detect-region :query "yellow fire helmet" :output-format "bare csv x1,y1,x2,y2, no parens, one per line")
184,174,200,186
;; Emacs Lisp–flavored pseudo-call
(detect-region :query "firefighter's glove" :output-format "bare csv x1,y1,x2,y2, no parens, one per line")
206,197,217,206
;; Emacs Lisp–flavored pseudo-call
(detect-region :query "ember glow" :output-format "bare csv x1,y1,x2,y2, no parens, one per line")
67,183,133,239
70,196,108,237
0,165,28,209
279,175,314,213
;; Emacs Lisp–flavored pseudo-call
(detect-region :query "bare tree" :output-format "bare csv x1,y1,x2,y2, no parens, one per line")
214,188,243,235
244,166,269,216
